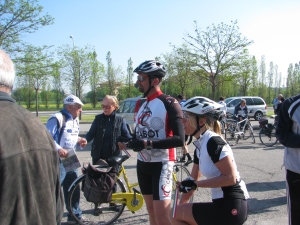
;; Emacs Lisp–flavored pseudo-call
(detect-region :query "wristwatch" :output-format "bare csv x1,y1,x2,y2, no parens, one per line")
146,140,153,150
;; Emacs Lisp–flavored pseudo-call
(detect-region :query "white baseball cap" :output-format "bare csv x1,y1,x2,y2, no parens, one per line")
63,94,84,105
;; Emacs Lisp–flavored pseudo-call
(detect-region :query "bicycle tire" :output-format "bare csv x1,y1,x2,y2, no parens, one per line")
68,175,126,225
220,120,227,140
243,122,255,143
225,120,238,145
259,127,278,147
172,164,193,203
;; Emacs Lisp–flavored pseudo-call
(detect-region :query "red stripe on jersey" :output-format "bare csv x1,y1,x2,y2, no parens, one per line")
165,112,176,161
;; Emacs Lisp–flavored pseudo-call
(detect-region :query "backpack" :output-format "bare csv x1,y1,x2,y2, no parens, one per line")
83,159,117,203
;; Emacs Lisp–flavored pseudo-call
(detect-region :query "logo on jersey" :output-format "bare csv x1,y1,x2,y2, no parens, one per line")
215,145,223,155
231,209,238,216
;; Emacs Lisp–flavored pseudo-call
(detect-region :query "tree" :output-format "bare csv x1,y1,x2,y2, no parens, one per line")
184,20,253,99
126,57,134,98
164,44,195,97
15,45,53,115
0,0,54,54
105,51,123,96
58,44,94,99
51,61,64,109
89,51,104,108
267,62,274,104
258,55,267,99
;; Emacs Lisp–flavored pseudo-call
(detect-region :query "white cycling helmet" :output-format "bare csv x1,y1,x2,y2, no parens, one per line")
134,60,166,78
182,96,223,120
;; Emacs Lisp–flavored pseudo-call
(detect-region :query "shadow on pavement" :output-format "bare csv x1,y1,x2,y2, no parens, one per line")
247,181,286,192
247,196,286,215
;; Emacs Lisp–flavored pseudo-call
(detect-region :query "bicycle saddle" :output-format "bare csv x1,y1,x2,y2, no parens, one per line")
107,155,129,166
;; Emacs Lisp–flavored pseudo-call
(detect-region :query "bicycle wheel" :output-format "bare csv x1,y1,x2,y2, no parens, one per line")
259,127,278,147
220,120,227,140
225,120,239,146
68,176,126,225
243,123,255,143
172,164,193,203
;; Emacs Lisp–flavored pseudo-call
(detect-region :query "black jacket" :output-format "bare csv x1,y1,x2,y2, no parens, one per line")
85,112,131,160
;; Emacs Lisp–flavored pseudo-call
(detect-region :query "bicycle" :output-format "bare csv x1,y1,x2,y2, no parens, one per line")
258,117,278,147
225,115,255,145
68,154,192,225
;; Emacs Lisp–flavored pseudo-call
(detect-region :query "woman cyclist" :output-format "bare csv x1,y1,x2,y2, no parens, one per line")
172,96,249,225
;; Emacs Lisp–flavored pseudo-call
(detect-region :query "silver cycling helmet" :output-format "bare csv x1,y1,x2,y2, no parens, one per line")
182,96,223,120
134,60,166,78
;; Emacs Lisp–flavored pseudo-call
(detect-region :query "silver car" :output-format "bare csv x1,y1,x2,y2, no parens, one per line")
116,96,146,132
225,96,267,120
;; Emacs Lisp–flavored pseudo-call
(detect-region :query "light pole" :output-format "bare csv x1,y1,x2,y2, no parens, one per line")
70,35,74,49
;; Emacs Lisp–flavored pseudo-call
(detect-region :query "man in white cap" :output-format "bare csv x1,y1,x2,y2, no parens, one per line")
46,94,88,224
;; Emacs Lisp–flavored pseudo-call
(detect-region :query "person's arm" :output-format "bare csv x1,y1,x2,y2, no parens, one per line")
46,117,63,151
152,98,185,149
276,97,300,148
120,119,132,139
179,150,201,204
244,106,248,117
195,137,236,188
84,115,99,142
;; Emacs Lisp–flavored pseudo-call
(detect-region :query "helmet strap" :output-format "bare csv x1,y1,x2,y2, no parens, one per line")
143,77,154,97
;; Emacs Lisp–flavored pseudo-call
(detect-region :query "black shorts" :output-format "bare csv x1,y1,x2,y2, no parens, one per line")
192,198,248,225
137,160,174,200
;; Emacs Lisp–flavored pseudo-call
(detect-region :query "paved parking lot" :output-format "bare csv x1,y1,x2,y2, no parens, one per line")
61,120,288,225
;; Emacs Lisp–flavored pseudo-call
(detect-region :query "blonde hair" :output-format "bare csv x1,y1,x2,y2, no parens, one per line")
185,112,222,136
103,95,119,110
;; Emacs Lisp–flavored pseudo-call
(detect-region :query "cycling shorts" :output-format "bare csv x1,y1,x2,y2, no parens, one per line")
192,198,248,225
137,160,174,200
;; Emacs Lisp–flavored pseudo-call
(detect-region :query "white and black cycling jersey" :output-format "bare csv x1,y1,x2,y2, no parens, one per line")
193,130,249,200
134,91,184,162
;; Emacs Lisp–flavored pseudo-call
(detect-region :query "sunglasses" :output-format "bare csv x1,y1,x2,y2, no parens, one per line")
137,75,147,82
101,104,113,109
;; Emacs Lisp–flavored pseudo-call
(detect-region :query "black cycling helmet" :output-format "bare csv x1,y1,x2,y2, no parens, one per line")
134,60,166,97
134,60,166,78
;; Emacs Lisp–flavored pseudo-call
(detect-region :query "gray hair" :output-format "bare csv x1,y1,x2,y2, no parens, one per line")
0,49,15,89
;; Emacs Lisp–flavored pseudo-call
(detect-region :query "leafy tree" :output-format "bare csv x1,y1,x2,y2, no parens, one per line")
0,0,54,54
184,20,253,99
258,55,267,99
51,61,64,108
15,45,53,115
165,44,195,97
89,51,104,108
267,62,275,104
58,44,94,100
104,51,123,96
126,57,134,98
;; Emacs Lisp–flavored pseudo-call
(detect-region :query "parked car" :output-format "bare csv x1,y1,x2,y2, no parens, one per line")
224,96,267,120
116,96,146,132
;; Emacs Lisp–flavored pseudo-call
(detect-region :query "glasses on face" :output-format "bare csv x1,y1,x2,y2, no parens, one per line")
101,104,113,109
137,75,147,82
182,112,190,120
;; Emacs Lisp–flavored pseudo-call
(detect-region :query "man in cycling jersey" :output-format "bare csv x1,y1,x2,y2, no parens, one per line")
119,60,185,225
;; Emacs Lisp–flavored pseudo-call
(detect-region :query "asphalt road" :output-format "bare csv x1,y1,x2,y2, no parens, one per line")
61,123,288,225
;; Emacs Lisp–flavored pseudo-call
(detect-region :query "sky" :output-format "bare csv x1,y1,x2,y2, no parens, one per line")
23,0,300,90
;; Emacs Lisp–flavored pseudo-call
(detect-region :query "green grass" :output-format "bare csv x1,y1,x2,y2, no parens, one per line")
19,103,101,111
38,114,97,123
